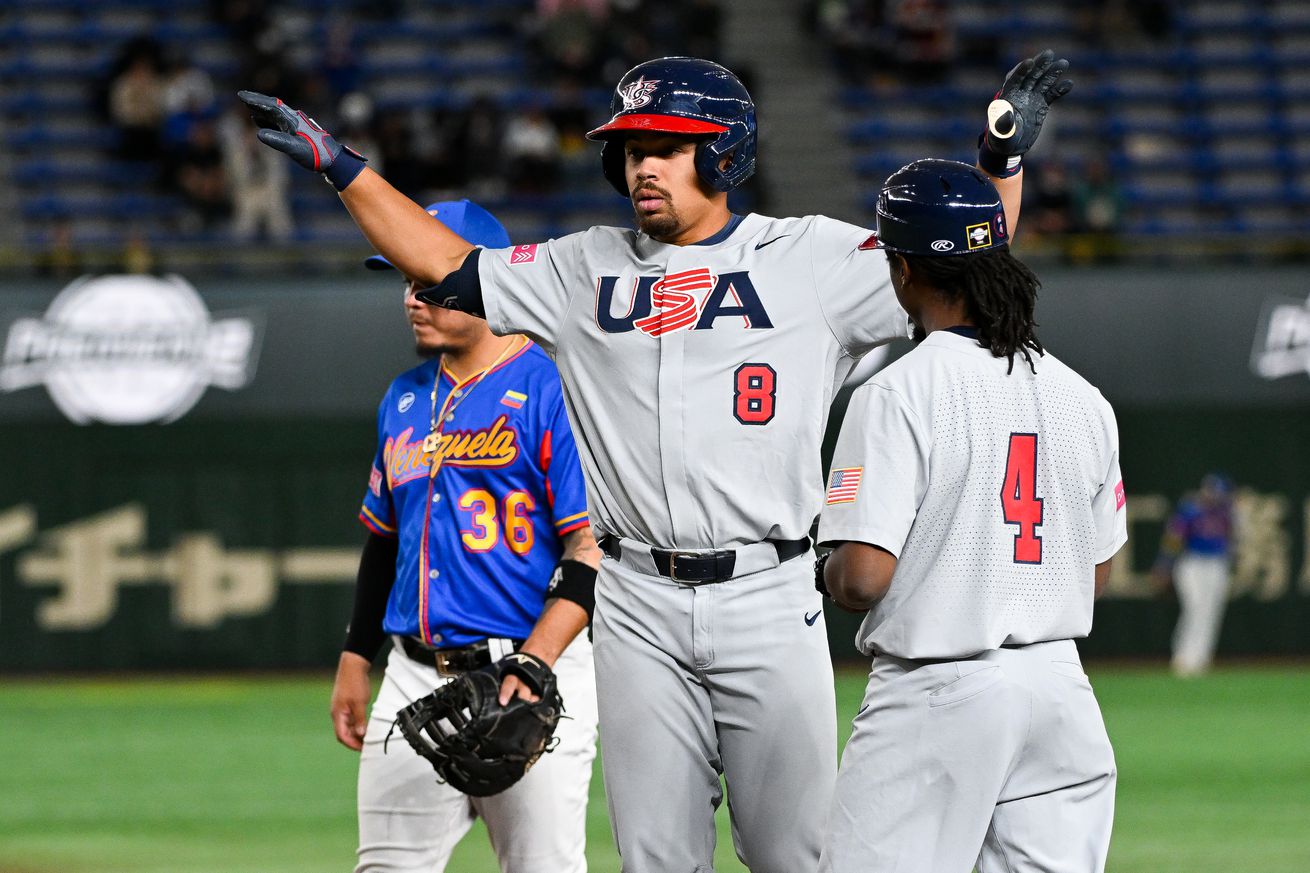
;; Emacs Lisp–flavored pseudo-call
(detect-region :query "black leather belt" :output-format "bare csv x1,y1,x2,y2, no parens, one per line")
599,535,810,583
398,636,523,675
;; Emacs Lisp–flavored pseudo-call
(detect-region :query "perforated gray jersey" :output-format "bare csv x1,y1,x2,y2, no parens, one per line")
819,330,1129,659
478,213,907,549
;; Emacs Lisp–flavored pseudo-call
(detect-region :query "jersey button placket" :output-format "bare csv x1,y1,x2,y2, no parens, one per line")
655,256,693,544
690,584,716,669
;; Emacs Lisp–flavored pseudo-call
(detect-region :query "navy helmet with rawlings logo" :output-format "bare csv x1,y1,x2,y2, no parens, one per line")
586,57,757,197
873,159,1009,257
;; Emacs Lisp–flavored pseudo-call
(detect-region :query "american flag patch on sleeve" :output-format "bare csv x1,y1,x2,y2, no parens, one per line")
826,467,863,504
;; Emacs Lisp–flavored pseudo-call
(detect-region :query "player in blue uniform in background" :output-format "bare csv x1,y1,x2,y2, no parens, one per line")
329,200,601,873
1153,473,1234,677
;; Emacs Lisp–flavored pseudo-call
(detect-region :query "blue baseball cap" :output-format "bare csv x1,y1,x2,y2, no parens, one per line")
363,199,511,270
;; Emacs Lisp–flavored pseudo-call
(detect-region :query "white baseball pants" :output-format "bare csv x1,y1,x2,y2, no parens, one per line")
354,635,597,873
1171,554,1230,677
821,640,1116,873
592,552,837,873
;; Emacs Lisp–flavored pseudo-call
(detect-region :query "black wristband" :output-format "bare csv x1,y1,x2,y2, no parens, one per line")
325,148,367,192
549,559,597,621
814,551,832,599
977,132,1023,179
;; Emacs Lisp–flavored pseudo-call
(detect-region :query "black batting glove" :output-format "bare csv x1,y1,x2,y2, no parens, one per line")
978,49,1073,177
237,90,367,190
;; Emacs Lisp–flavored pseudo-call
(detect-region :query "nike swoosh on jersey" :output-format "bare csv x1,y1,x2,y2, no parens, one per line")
804,610,821,626
754,235,791,250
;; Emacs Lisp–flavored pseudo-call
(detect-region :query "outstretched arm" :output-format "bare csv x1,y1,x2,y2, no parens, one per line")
237,91,473,287
339,169,473,286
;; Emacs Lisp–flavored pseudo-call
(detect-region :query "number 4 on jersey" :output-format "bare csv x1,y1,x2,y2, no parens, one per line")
1001,433,1043,564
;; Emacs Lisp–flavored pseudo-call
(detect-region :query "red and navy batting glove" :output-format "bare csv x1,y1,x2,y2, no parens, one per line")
977,49,1073,178
238,90,367,191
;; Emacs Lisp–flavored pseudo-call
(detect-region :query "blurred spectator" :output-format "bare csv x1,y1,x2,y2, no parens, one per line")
163,51,215,119
210,0,270,45
171,119,229,231
1153,474,1234,677
407,108,448,196
121,229,157,274
109,53,166,161
96,36,161,121
503,104,562,193
1071,158,1124,261
338,93,384,177
220,109,292,242
889,0,956,84
1076,0,1175,48
535,0,608,86
1027,161,1076,238
371,110,428,201
321,20,362,97
161,52,217,151
815,0,888,86
551,82,598,188
33,218,84,280
450,97,506,198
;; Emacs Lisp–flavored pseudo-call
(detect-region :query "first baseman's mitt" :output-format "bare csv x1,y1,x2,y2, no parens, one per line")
390,652,564,797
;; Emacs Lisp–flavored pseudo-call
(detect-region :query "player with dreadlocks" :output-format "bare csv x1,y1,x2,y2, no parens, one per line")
894,247,1044,373
814,158,1126,873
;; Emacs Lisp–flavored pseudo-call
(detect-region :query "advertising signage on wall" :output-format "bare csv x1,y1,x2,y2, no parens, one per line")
0,274,262,424
1251,292,1310,381
1,493,1304,633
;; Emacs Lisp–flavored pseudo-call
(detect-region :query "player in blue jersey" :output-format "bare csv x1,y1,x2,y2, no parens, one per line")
328,200,601,873
1153,472,1234,677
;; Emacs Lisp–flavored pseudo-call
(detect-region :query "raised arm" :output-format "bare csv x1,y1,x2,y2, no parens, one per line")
974,49,1073,238
340,170,474,286
237,91,473,286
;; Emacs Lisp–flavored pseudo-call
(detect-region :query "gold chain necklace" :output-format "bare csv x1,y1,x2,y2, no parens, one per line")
422,336,523,477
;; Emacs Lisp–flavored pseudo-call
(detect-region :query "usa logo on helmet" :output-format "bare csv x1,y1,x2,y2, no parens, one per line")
619,76,660,110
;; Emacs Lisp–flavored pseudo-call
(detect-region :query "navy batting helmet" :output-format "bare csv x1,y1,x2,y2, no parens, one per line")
586,57,757,197
874,159,1009,257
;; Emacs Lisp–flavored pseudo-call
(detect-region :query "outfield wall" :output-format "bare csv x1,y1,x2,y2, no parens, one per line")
1,266,1307,669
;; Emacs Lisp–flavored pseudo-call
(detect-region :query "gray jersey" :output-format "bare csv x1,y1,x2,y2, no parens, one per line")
479,213,907,549
819,331,1129,659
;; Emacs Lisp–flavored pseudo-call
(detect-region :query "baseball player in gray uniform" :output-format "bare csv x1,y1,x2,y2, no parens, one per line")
817,160,1124,873
240,49,1070,872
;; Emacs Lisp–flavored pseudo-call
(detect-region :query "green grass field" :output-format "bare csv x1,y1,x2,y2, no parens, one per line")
1,665,1307,873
